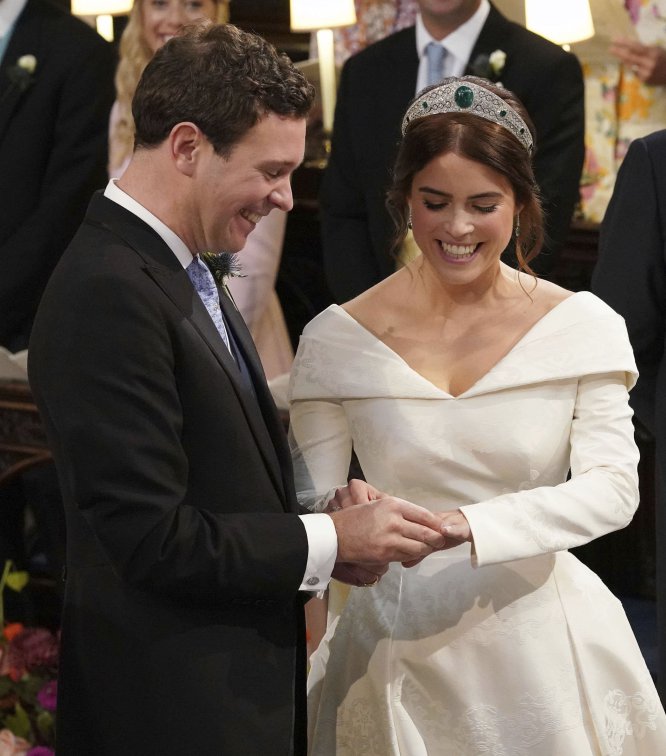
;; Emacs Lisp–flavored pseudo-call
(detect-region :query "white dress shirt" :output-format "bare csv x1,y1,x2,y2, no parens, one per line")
103,180,338,592
415,0,490,94
0,0,27,37
0,0,27,64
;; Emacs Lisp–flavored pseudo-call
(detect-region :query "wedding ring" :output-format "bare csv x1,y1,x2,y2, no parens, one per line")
363,576,380,587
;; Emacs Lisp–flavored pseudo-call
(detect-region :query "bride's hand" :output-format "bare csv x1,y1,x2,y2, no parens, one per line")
440,509,472,545
325,478,383,511
402,509,472,567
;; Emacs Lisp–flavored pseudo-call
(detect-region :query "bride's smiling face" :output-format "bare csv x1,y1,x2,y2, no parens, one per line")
409,150,518,286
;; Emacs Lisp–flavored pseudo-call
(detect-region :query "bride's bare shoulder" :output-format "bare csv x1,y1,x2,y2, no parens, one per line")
515,271,574,309
341,270,406,328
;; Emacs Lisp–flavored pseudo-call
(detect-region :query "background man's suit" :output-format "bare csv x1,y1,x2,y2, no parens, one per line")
0,0,115,596
321,3,585,302
0,0,114,351
29,194,310,754
593,129,666,703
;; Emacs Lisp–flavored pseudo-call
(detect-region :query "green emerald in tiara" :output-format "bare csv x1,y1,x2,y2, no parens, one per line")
454,85,474,109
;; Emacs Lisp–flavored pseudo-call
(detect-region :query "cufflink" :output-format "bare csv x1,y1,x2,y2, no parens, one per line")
306,576,319,586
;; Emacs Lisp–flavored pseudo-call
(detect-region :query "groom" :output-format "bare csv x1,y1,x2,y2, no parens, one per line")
28,23,448,756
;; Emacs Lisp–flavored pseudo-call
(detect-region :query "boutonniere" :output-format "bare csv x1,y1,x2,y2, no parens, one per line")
7,54,37,92
200,251,245,284
469,49,506,82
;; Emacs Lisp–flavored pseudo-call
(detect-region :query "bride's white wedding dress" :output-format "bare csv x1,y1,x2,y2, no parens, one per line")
289,292,666,755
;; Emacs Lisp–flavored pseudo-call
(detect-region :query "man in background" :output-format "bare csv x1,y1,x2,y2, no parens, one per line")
321,0,585,301
593,129,666,703
0,0,114,350
0,0,115,590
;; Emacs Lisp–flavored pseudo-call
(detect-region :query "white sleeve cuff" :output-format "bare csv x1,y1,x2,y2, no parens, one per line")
298,513,338,592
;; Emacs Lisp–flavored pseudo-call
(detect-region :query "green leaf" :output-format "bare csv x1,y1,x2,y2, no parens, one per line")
36,709,55,742
0,675,14,696
5,570,29,593
5,702,31,740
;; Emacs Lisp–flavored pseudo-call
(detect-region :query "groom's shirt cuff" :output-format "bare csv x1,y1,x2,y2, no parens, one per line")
298,513,337,592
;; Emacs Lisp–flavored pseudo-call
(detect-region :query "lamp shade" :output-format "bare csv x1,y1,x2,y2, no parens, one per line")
525,0,594,45
71,0,133,16
290,0,356,32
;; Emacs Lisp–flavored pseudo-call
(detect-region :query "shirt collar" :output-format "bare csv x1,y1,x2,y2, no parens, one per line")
104,179,194,270
415,0,490,64
0,0,28,38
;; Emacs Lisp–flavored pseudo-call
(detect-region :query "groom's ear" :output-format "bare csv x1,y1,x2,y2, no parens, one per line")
170,122,206,177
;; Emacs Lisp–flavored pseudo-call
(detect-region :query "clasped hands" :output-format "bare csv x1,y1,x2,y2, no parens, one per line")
610,36,666,86
326,479,471,588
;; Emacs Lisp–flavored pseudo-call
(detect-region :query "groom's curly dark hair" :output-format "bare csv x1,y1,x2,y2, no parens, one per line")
133,22,314,157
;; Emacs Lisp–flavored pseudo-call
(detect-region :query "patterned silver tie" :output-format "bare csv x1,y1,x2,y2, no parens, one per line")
426,42,446,86
187,256,232,353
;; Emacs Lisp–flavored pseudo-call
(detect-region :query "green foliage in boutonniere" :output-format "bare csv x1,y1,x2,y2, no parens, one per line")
200,252,245,284
7,55,37,93
469,49,506,82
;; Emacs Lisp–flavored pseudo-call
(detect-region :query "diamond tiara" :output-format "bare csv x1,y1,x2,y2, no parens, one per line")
401,80,533,153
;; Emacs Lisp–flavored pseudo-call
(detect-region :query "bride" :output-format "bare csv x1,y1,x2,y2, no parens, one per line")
288,77,666,755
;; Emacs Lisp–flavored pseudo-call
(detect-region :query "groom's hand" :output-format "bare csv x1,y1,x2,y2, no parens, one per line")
331,561,388,588
329,497,447,564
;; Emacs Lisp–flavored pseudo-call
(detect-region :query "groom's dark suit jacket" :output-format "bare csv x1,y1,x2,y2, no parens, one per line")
28,194,310,755
0,0,114,350
321,3,585,301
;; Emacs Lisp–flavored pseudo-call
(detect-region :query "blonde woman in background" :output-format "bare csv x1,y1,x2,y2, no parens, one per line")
109,2,295,382
109,0,227,177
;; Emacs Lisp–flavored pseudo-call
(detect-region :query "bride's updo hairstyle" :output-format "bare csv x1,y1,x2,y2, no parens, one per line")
387,76,544,274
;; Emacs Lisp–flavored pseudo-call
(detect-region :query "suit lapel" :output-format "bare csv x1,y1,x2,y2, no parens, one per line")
387,28,420,127
86,195,290,508
218,288,293,508
147,264,289,505
466,4,512,72
0,1,40,143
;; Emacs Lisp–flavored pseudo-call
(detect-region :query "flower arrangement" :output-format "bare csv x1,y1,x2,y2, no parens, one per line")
469,49,506,82
0,563,57,756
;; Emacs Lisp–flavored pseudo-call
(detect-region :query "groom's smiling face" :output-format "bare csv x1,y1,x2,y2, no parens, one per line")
187,112,305,255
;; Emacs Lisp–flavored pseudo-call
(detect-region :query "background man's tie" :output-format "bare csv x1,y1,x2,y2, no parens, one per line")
426,41,446,86
187,256,232,353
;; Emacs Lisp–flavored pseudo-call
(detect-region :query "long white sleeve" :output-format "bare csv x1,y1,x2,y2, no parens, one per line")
462,373,639,567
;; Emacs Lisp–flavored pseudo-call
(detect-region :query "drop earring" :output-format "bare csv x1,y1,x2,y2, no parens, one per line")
514,214,521,238
407,209,413,230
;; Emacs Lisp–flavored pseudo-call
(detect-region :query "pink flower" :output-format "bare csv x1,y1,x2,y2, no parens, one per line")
0,729,30,756
625,0,640,25
36,680,57,712
7,629,58,676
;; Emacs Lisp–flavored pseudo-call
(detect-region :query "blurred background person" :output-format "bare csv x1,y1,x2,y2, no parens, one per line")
320,0,585,303
1,0,114,351
109,0,227,177
581,0,666,223
0,0,115,607
593,128,666,702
